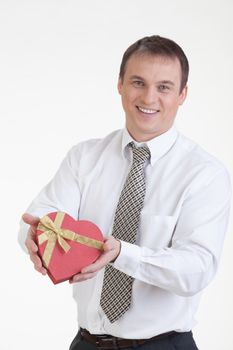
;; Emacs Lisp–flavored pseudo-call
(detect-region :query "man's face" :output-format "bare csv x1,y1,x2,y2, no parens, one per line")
118,54,187,142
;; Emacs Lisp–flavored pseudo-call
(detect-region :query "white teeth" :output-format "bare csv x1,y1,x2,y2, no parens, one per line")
138,106,158,114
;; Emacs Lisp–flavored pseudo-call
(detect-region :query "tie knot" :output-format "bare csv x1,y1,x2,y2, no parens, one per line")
129,142,151,164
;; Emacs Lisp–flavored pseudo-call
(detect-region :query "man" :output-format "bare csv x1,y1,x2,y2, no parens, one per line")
19,35,231,350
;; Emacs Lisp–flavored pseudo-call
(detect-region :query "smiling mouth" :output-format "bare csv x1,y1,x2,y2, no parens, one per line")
136,106,160,114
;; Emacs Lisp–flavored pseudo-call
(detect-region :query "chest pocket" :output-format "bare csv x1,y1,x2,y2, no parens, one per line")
139,215,177,249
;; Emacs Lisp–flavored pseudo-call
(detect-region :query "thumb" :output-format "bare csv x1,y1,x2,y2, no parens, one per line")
22,213,40,226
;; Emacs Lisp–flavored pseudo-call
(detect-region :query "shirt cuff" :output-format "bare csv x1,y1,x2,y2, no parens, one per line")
112,241,141,275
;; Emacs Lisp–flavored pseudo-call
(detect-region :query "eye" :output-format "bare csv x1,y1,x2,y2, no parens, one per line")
132,80,145,87
158,84,170,92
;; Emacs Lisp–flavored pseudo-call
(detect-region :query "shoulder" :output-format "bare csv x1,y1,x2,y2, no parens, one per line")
176,133,226,167
65,129,123,166
174,133,231,188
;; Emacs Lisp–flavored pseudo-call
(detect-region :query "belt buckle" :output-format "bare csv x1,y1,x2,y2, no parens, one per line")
95,339,101,348
98,336,118,350
95,337,105,349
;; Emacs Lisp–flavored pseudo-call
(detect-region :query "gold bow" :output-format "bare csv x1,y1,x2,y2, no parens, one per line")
37,212,103,268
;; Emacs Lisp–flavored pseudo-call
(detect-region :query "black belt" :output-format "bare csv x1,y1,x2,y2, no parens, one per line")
80,328,177,349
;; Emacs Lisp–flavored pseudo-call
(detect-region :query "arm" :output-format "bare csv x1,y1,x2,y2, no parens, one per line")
70,236,121,283
18,147,81,271
23,213,47,275
113,168,231,296
78,167,231,296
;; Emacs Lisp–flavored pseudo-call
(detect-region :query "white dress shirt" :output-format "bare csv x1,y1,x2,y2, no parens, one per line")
18,126,231,339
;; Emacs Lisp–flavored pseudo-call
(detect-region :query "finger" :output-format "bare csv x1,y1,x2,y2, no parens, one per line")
29,252,47,275
81,253,110,274
25,236,38,252
29,252,42,267
103,237,121,252
69,273,81,283
22,213,40,227
34,264,47,275
103,238,116,251
70,271,98,283
69,273,84,283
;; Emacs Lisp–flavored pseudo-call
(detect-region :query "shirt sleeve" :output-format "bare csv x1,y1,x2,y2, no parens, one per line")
113,167,231,297
18,146,81,252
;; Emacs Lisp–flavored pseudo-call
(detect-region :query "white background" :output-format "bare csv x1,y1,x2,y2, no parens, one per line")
0,0,233,349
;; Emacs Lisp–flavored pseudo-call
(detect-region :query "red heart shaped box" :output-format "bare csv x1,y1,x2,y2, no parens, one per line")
36,212,104,284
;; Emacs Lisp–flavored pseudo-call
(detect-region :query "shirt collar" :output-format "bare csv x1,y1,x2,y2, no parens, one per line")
121,126,179,166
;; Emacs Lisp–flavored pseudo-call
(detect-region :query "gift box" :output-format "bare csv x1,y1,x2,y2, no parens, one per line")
36,211,104,284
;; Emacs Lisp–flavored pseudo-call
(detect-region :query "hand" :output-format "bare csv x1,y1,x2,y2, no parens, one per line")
23,213,47,275
70,236,121,283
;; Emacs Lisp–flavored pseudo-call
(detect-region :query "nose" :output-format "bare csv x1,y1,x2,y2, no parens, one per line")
141,86,158,106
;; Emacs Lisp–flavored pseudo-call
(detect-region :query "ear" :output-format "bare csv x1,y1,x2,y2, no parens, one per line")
179,85,188,105
117,77,123,95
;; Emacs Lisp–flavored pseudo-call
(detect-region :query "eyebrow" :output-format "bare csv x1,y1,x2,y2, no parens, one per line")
158,80,175,86
129,76,175,86
129,75,145,80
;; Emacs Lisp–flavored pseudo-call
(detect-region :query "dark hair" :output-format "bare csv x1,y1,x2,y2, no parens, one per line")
119,35,189,92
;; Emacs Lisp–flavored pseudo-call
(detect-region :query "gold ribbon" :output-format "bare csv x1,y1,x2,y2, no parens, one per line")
37,212,103,268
